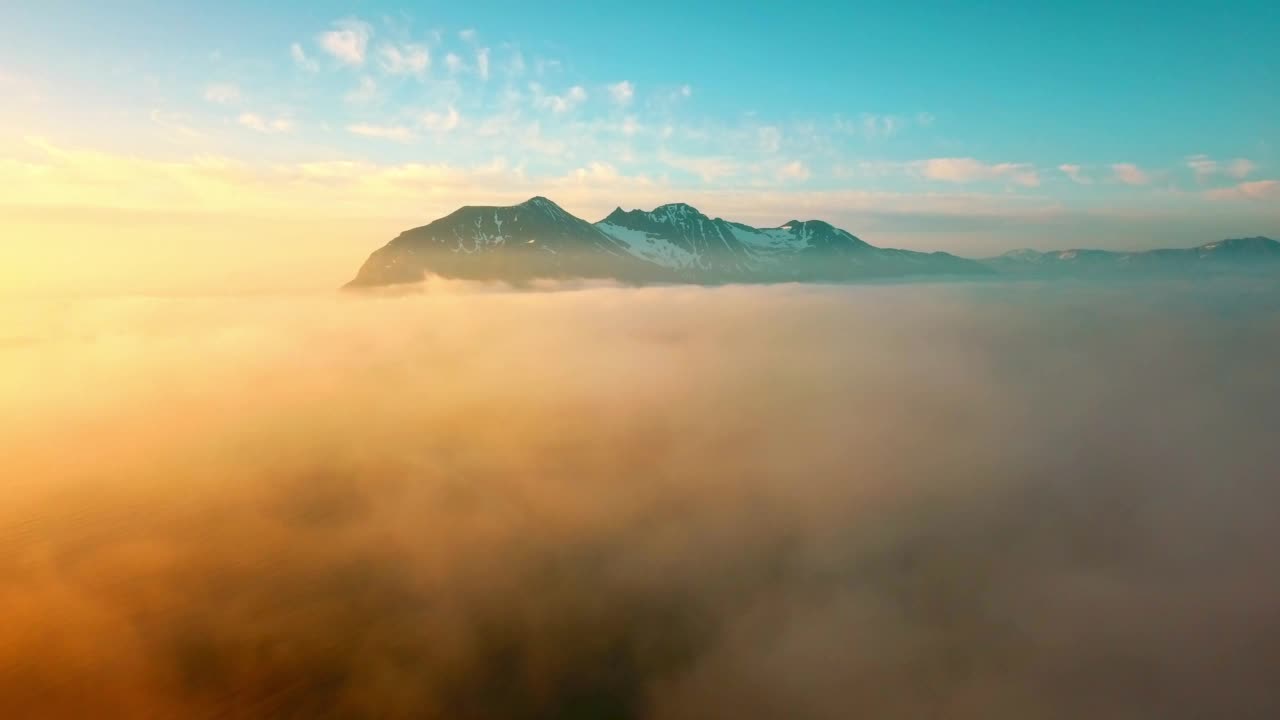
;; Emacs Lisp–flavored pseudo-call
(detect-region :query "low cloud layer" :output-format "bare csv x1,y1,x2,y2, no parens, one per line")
2,280,1279,718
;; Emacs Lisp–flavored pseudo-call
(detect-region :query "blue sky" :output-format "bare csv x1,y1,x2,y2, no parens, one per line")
2,0,1278,262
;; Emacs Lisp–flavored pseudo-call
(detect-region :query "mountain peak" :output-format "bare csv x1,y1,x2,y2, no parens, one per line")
647,202,710,224
519,195,562,210
513,195,577,223
782,219,834,230
601,202,712,228
653,202,702,215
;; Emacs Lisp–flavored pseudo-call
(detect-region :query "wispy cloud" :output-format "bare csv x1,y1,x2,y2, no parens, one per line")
238,113,292,134
920,158,1039,187
776,160,811,183
1058,164,1092,184
862,114,901,140
203,83,240,105
1186,154,1218,183
757,126,782,153
318,19,371,66
347,123,416,143
422,106,461,133
290,42,319,72
476,48,491,81
1186,154,1256,183
533,84,587,114
505,50,526,78
1228,158,1256,179
560,161,625,185
1111,163,1150,185
2,138,1068,230
1205,179,1280,201
344,76,378,105
378,44,429,76
658,150,739,182
459,29,477,42
832,112,929,140
445,53,465,74
607,81,634,106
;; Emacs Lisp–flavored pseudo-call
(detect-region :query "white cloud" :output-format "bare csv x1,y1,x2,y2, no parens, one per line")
378,44,429,76
345,76,378,105
757,126,781,153
290,42,318,72
238,113,292,134
1186,155,1256,183
862,114,900,139
1186,154,1218,183
920,158,1039,187
519,121,567,155
476,48,491,81
659,84,693,104
347,123,416,143
4,138,1069,228
506,50,526,78
318,19,371,66
777,160,811,182
564,162,624,184
1058,164,1092,184
658,150,739,182
421,106,461,133
1228,158,1256,179
534,58,562,76
835,113,933,139
203,83,240,105
1184,155,1259,188
607,81,634,106
445,53,465,74
1205,179,1280,201
459,29,477,42
1111,163,1150,185
534,84,587,113
621,116,641,137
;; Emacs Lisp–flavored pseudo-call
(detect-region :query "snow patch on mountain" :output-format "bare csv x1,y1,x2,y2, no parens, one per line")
596,222,701,269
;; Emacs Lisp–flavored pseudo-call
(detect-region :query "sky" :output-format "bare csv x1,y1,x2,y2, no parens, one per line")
1,0,1278,292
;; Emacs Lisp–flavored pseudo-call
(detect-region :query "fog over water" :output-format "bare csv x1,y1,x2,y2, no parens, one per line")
2,279,1278,719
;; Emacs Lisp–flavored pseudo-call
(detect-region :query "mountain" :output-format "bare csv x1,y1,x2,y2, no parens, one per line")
345,197,988,288
984,236,1280,275
344,197,1279,289
345,197,660,286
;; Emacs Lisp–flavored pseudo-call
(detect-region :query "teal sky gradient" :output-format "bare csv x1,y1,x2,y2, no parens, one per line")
2,0,1277,255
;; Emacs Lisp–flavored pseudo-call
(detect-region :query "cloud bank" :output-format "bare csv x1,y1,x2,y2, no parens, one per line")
2,281,1279,718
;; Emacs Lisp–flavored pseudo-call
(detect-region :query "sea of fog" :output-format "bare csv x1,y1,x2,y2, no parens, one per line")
2,279,1279,719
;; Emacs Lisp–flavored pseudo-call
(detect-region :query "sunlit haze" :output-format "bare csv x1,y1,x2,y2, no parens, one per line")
3,3,1280,719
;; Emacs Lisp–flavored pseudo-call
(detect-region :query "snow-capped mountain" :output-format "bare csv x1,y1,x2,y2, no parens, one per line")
985,236,1280,275
345,197,661,286
345,197,987,287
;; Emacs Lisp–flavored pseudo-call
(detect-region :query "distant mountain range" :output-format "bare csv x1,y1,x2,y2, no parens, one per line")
345,196,1280,288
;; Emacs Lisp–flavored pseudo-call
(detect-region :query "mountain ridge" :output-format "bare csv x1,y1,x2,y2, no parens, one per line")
344,197,1279,288
984,235,1280,274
